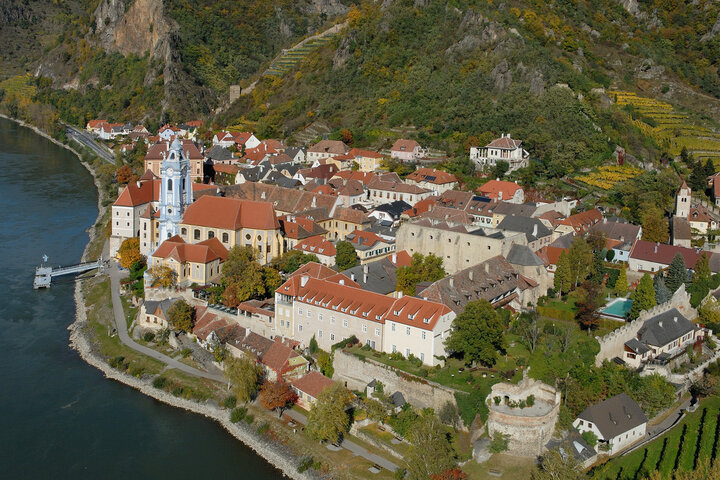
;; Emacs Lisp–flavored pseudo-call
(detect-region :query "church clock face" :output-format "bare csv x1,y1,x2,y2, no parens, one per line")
167,168,175,176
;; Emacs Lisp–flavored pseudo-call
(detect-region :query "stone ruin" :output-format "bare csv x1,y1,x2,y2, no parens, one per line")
485,371,561,458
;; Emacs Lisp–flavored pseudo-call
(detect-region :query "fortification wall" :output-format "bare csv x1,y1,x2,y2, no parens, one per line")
332,350,457,411
595,285,695,366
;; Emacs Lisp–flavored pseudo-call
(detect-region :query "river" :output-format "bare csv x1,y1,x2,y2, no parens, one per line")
0,117,282,479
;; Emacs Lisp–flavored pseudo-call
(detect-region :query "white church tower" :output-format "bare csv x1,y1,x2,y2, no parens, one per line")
675,178,691,218
157,138,193,245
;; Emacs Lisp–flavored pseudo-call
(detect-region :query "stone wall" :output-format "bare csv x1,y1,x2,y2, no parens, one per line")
396,222,526,274
332,350,458,411
595,285,695,367
486,376,560,457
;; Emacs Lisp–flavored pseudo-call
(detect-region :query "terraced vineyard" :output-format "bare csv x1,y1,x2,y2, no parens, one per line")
265,31,340,77
0,74,37,105
576,165,644,190
591,396,720,480
610,91,720,162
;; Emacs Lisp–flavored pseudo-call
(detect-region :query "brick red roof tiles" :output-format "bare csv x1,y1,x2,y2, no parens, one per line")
114,178,158,207
629,240,715,269
485,135,522,149
384,295,452,330
308,140,349,155
558,209,604,233
477,180,522,200
405,168,458,185
152,236,229,264
261,339,303,374
391,139,420,152
403,196,438,217
291,371,334,400
294,237,337,256
332,171,378,186
181,196,280,230
144,139,203,161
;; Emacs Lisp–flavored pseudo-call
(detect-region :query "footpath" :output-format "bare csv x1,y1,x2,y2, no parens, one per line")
284,409,399,472
108,259,224,382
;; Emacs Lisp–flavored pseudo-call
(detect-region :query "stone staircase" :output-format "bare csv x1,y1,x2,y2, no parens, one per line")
264,22,347,77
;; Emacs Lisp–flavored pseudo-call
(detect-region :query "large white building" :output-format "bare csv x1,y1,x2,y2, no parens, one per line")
470,134,529,172
574,394,647,455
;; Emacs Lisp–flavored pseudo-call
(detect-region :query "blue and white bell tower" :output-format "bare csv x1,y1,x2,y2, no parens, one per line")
157,138,193,245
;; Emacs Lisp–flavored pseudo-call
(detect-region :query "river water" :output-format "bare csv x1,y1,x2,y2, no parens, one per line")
0,118,281,479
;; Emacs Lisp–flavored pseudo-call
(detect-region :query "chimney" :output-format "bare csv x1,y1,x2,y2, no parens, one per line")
261,191,266,200
532,224,538,238
654,243,658,253
300,275,309,287
363,272,368,284
351,273,356,282
449,278,454,288
659,321,663,327
498,190,503,201
674,316,678,322
312,196,317,208
469,270,474,281
485,263,490,274
363,264,369,274
603,217,607,224
392,253,397,263
136,181,141,188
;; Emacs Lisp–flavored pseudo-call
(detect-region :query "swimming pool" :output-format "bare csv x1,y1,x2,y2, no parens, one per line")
601,298,632,319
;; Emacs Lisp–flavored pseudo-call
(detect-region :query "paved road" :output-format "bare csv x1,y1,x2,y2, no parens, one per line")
108,260,225,382
65,124,115,164
284,408,399,472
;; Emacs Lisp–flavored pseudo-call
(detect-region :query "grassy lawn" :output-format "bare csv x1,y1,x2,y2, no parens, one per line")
462,453,536,479
359,423,411,456
591,395,720,479
120,294,137,329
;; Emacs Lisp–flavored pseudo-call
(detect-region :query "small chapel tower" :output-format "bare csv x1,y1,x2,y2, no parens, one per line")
157,138,193,245
675,178,691,218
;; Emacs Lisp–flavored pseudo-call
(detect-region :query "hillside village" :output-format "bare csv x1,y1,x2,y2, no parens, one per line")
93,114,720,479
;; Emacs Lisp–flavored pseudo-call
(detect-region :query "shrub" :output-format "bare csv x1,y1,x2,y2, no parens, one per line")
245,414,254,424
223,395,237,409
394,468,407,480
489,432,510,453
180,347,192,358
297,455,314,473
526,395,535,407
230,407,247,423
493,396,501,405
581,430,598,447
257,421,270,434
142,332,155,342
152,376,167,389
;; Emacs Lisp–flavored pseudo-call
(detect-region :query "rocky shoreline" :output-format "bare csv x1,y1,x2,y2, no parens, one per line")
1,114,318,480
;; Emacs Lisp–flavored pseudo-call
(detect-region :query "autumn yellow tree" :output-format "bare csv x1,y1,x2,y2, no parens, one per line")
148,265,176,288
118,237,143,269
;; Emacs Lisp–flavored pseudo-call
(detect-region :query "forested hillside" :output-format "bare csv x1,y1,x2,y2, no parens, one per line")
2,0,720,170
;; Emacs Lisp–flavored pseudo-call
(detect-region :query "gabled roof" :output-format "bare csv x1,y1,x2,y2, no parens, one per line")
404,196,438,217
384,295,452,330
341,256,403,295
638,308,696,347
333,170,378,186
367,177,431,195
477,180,523,200
144,297,182,320
577,393,647,440
405,168,458,185
205,145,234,161
391,139,420,152
347,147,383,159
558,209,603,233
291,371,334,399
590,220,642,243
347,229,388,250
114,178,158,207
506,244,544,266
151,236,229,264
497,216,552,242
629,240,717,270
261,339,304,373
333,206,370,225
223,182,338,219
181,196,280,231
279,215,327,240
493,202,538,217
294,237,337,257
373,200,412,219
308,140,348,155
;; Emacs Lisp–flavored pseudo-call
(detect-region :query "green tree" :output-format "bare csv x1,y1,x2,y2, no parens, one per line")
654,274,671,304
224,356,262,404
309,335,319,354
396,253,446,296
615,267,629,296
568,237,593,288
491,160,510,179
666,253,688,293
167,299,195,333
220,246,277,307
306,383,353,443
335,241,359,270
532,446,585,480
270,250,319,273
641,207,669,243
445,299,506,366
405,415,457,480
554,251,571,296
575,281,602,330
630,273,657,320
693,253,711,284
317,350,334,377
489,432,510,453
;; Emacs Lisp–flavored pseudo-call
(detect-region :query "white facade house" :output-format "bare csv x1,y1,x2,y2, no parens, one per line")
574,394,647,455
470,134,529,172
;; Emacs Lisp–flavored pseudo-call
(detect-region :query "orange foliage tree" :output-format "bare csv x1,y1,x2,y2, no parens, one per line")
259,380,298,417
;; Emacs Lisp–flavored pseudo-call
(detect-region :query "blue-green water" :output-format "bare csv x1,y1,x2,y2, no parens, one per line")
0,118,282,479
601,298,632,318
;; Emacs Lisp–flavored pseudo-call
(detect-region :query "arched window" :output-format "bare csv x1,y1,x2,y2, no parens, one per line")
194,229,200,240
208,231,215,239
181,228,187,236
167,179,173,191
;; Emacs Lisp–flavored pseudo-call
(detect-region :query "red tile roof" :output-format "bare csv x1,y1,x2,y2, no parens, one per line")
291,371,334,400
181,196,280,230
308,140,349,155
261,339,303,374
347,148,383,158
390,250,412,267
629,240,714,269
406,168,458,185
114,178,158,207
213,164,240,175
477,180,522,200
486,135,522,149
391,139,420,152
294,237,337,256
144,140,203,161
332,171,378,186
558,209,604,233
348,229,385,248
152,236,229,264
403,196,438,217
87,119,107,129
384,295,452,331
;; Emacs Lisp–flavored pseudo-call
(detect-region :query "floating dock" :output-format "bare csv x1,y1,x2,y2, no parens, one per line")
33,256,103,289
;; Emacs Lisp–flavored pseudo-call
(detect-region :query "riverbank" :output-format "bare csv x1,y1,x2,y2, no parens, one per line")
1,114,318,479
